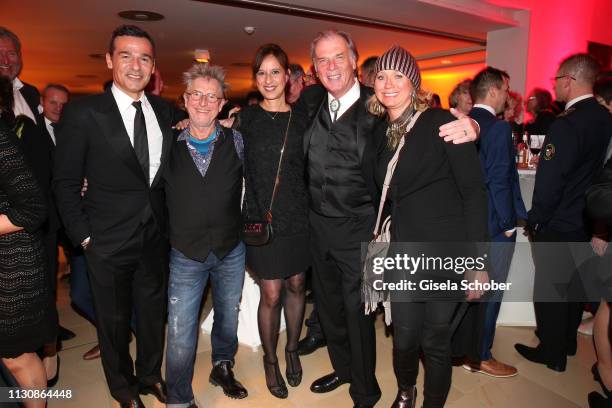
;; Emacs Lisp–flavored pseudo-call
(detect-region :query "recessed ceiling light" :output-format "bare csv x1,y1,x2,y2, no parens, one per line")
194,49,210,63
441,59,452,64
118,10,164,22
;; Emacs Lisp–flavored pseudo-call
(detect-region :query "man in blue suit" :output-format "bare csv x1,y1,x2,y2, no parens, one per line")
465,67,527,378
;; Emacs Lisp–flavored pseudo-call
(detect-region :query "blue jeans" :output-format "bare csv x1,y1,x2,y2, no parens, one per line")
481,232,516,360
165,243,245,406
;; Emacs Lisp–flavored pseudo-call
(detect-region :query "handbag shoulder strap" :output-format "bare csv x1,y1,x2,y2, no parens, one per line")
266,109,292,223
373,110,423,236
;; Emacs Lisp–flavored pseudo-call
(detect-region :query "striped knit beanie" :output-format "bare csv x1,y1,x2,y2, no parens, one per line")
374,45,421,90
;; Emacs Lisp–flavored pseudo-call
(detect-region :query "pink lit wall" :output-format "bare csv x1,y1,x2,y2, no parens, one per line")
488,0,611,101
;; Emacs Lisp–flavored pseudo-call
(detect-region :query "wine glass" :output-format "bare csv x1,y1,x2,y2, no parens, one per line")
529,135,544,168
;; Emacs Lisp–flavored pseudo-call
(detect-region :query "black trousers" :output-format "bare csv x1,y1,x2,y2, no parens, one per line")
309,210,380,406
391,302,457,408
84,220,168,403
532,228,587,362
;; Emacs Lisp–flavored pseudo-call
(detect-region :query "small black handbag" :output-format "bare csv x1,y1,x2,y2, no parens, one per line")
241,109,292,246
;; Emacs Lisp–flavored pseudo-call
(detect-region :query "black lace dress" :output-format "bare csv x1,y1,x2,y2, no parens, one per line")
238,105,310,279
0,120,52,357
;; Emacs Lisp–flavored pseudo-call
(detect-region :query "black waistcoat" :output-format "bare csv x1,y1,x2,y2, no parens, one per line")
307,99,373,217
164,130,242,261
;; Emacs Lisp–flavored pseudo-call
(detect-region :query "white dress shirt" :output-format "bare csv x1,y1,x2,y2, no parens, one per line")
44,117,56,145
12,77,37,123
565,94,593,110
111,84,163,185
473,103,496,116
327,79,360,121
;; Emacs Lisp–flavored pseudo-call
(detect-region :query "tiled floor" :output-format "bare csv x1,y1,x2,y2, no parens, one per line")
50,274,599,408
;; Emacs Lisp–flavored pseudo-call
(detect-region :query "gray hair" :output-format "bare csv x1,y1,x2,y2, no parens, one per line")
310,29,359,66
182,62,228,97
288,63,304,81
0,27,21,53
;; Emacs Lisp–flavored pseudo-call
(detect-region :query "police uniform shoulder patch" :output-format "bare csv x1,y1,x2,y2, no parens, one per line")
557,107,575,118
543,143,555,160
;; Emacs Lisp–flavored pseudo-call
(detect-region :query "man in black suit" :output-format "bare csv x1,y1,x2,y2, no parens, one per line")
466,67,527,378
515,53,612,372
40,84,69,147
295,29,479,408
53,25,174,408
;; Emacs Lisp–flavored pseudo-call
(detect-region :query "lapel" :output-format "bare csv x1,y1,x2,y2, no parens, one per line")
148,95,173,187
92,89,147,185
303,92,327,157
355,84,373,165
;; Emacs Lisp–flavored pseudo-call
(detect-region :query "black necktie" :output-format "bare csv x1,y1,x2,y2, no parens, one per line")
132,101,149,183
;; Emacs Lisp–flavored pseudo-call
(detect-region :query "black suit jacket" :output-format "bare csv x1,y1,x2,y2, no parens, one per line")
19,81,44,126
294,83,385,206
52,89,174,253
377,108,489,243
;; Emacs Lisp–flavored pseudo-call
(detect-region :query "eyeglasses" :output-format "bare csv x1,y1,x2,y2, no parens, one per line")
185,90,222,103
551,74,576,82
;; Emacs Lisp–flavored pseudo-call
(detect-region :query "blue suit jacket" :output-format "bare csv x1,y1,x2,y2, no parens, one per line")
470,107,527,238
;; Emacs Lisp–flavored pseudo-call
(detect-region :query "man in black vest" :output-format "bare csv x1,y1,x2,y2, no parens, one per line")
53,25,173,407
163,63,248,406
295,29,480,408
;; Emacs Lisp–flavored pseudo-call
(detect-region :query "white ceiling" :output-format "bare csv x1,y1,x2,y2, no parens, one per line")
3,0,522,99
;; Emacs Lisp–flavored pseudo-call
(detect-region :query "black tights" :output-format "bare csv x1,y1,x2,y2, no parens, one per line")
392,301,457,408
258,272,306,364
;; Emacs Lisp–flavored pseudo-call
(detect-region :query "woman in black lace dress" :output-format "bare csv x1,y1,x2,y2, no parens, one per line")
0,81,50,408
237,44,310,398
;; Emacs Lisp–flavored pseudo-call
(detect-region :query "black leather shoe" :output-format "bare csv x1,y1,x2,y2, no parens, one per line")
120,397,144,408
209,361,248,399
58,326,76,341
514,343,566,372
297,335,326,356
139,381,167,403
310,372,349,393
354,405,374,408
589,391,609,408
391,386,417,408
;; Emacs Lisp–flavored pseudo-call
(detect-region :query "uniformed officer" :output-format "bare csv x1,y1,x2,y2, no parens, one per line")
515,53,612,372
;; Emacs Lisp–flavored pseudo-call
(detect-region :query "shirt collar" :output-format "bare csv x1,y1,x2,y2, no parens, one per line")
565,94,593,110
327,78,360,109
12,77,23,90
473,103,496,116
44,117,53,127
178,122,222,142
111,83,149,113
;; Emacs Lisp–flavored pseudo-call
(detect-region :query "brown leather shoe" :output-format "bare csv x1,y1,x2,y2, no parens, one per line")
463,358,518,378
83,344,100,360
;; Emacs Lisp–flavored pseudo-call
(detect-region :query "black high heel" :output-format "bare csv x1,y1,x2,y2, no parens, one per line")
285,348,302,387
263,356,288,399
47,355,60,388
592,363,612,398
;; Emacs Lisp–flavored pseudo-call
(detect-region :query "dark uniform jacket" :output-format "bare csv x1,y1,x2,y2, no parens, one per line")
528,97,612,237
